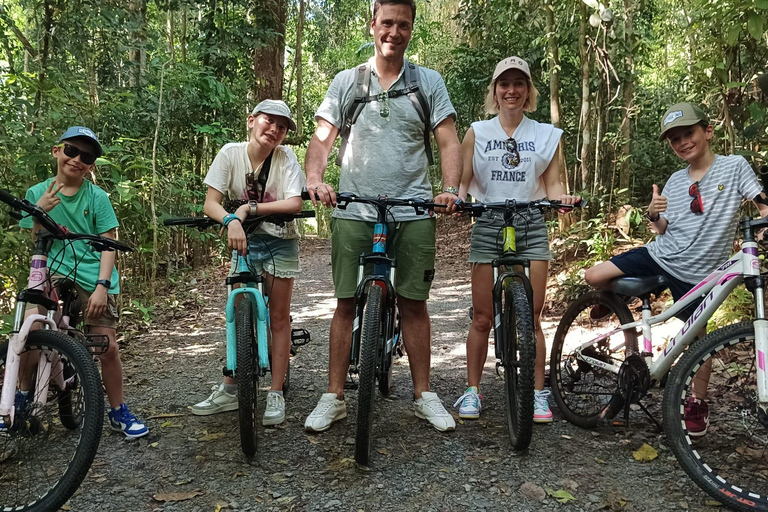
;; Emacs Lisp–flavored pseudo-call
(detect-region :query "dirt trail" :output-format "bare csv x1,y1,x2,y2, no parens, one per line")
69,217,712,511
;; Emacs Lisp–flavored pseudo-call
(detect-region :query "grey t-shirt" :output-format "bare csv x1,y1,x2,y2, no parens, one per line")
646,154,762,283
315,58,456,221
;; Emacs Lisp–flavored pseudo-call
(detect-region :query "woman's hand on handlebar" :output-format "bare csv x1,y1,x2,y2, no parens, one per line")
37,180,64,213
557,194,581,213
227,216,248,255
306,180,337,208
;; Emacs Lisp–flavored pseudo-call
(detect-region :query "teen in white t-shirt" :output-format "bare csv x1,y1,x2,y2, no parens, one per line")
191,100,306,427
455,57,579,423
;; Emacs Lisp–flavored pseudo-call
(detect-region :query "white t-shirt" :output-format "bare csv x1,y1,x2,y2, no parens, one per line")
204,142,306,239
468,116,562,202
647,154,762,283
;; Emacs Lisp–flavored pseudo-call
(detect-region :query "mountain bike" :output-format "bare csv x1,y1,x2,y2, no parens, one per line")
458,198,582,450
550,213,768,510
164,210,313,457
305,191,443,466
0,189,129,512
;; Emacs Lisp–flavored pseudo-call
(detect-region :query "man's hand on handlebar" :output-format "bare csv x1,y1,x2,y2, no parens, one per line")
306,180,337,208
433,191,459,215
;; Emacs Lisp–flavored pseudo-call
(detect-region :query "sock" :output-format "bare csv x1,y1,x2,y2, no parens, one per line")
466,386,479,394
269,390,283,397
223,384,237,394
19,390,29,396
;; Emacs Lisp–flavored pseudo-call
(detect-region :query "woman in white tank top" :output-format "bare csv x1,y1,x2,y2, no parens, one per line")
454,57,579,423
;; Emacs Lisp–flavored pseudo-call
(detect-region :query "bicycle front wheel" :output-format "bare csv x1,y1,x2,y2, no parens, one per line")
663,322,768,511
355,285,383,466
502,280,535,451
0,330,103,512
236,296,258,458
550,291,636,428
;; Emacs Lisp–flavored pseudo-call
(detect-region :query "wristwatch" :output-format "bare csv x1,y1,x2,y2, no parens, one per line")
95,279,111,289
248,200,259,216
443,186,459,195
646,211,660,222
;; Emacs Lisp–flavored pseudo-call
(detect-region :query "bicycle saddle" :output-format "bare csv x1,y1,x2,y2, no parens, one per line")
609,275,669,300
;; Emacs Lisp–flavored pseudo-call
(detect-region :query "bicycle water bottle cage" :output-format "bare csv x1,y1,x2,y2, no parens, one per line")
609,276,668,301
18,289,57,311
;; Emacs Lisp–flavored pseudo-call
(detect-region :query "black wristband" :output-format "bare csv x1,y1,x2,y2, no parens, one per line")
646,212,660,222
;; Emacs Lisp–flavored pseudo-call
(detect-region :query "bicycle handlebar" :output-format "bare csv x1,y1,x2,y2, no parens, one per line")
456,198,587,218
300,189,445,215
0,189,132,252
163,210,316,230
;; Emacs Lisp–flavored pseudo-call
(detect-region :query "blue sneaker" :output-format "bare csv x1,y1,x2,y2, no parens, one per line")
108,404,149,439
1,392,33,432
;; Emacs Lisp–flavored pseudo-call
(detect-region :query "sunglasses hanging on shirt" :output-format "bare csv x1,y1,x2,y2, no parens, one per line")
689,181,704,214
502,137,521,168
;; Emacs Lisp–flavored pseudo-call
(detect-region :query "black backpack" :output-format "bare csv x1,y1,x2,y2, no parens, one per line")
336,60,433,166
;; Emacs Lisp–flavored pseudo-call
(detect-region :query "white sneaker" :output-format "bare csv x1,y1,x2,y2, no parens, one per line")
414,391,456,432
191,384,238,416
533,389,554,423
304,393,347,432
453,386,482,419
263,391,285,426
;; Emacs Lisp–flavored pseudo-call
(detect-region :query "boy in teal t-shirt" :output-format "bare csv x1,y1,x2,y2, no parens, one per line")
19,126,148,438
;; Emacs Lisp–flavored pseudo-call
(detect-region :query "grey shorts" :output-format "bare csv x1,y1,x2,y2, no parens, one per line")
229,234,300,279
468,210,551,263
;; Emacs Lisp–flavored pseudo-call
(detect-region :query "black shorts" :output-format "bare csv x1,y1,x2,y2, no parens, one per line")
610,247,702,320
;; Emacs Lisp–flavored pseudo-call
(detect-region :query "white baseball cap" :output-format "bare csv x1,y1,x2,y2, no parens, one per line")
251,99,296,131
492,56,531,81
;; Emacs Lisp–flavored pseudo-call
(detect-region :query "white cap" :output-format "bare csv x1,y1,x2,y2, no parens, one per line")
492,56,531,81
251,99,296,131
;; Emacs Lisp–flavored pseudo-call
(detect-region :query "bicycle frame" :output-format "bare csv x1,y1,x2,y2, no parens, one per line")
491,220,534,361
572,240,768,403
225,251,270,374
350,211,398,368
1,238,65,426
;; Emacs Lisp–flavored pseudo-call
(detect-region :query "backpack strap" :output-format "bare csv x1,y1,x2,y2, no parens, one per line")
404,61,434,165
254,149,274,202
337,63,371,166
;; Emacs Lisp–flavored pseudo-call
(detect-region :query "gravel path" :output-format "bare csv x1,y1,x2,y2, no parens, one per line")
67,223,718,511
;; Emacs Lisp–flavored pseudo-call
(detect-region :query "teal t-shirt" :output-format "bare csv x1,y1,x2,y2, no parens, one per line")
19,178,121,294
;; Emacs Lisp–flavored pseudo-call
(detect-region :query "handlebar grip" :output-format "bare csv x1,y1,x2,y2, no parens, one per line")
573,199,588,209
301,189,311,201
163,217,198,226
0,189,20,207
759,165,768,192
297,210,316,218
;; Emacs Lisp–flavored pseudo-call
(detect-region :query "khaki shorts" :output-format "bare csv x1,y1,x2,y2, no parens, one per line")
331,217,437,300
26,277,119,329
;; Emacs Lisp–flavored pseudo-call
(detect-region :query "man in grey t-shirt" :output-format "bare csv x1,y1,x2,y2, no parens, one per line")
304,0,462,433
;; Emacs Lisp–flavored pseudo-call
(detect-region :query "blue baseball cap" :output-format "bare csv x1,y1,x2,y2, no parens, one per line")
58,126,103,157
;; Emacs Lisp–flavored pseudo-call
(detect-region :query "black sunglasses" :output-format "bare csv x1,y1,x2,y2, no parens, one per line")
60,143,98,165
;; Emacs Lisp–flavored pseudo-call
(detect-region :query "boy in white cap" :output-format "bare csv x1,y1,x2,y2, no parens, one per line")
586,102,768,435
19,126,149,438
191,99,306,426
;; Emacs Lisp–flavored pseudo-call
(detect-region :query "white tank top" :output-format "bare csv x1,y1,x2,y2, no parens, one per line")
468,115,562,202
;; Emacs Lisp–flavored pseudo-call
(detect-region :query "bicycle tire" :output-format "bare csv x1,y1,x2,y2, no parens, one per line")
663,322,768,511
58,357,83,430
0,330,103,512
236,297,258,458
502,280,535,450
355,285,383,466
550,291,636,428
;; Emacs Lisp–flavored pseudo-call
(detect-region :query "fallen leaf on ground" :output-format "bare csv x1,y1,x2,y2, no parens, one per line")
307,436,319,445
197,432,226,442
276,496,297,505
152,490,203,502
632,443,658,462
545,488,576,504
147,413,184,419
519,482,546,502
376,448,389,455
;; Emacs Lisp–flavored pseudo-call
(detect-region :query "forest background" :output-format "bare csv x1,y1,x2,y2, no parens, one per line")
0,0,767,329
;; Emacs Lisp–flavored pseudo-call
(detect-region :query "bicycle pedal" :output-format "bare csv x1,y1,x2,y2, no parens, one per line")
291,328,310,347
84,333,109,355
396,347,404,357
611,419,629,428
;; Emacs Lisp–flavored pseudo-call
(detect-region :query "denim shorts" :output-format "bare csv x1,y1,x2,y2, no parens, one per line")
468,210,551,263
229,234,300,279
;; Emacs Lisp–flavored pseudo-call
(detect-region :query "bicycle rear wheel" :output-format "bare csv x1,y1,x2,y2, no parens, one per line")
236,296,258,458
664,322,768,511
502,280,535,450
355,285,383,466
0,330,103,512
550,291,636,428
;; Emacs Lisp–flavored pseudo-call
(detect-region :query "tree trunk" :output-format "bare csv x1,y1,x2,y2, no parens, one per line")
167,8,175,62
252,0,286,101
579,0,592,193
181,5,187,63
618,0,635,193
30,0,53,134
128,0,147,87
294,0,305,137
